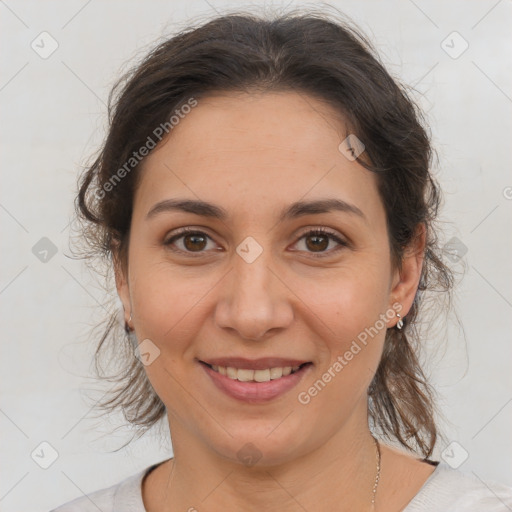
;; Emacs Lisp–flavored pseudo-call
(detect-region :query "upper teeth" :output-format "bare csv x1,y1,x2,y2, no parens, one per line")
211,365,301,382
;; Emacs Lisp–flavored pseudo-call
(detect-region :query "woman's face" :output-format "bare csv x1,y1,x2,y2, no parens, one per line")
116,91,421,465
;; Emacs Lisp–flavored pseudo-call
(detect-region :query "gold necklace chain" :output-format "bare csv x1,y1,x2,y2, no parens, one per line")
371,436,382,508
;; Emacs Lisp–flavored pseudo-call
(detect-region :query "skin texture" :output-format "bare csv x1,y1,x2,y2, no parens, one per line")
115,91,435,511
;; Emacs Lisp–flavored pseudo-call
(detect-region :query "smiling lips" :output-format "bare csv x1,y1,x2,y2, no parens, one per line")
199,357,312,402
201,357,310,382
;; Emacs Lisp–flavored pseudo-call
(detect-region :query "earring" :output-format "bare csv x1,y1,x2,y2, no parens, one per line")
124,312,133,334
396,313,404,330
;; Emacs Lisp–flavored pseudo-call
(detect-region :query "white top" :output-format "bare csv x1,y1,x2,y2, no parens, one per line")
51,460,512,511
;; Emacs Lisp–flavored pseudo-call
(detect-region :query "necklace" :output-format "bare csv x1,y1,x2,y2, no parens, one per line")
371,436,382,508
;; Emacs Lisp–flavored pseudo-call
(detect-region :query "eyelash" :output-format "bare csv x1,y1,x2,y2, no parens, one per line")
163,227,348,258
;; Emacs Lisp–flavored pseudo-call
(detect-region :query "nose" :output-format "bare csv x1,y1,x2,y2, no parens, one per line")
214,246,294,341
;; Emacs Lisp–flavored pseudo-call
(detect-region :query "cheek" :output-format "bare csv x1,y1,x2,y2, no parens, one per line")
297,261,390,391
131,266,212,343
304,258,391,335
127,261,213,412
128,245,184,337
298,290,387,426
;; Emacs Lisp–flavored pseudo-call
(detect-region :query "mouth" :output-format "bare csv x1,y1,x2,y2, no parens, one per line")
198,358,313,403
199,361,311,383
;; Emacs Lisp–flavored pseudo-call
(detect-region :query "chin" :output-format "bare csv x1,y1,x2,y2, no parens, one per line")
201,416,316,469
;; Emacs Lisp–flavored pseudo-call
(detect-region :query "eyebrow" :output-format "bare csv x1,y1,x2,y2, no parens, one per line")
145,198,366,224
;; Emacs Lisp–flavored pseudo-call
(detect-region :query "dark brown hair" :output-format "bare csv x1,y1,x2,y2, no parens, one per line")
75,8,453,458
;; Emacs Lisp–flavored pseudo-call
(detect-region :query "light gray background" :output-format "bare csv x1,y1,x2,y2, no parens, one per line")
1,1,511,510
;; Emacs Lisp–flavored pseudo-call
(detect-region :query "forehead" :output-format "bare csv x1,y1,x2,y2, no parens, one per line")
134,91,383,227
162,91,348,164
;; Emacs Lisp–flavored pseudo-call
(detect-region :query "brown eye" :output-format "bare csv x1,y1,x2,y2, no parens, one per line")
183,233,207,251
305,233,330,252
164,229,215,255
294,228,348,257
164,227,347,258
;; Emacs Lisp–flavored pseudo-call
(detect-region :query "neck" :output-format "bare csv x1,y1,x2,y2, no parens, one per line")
156,408,379,512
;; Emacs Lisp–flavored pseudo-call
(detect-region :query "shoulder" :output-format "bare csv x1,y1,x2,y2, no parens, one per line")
404,462,512,512
49,465,151,512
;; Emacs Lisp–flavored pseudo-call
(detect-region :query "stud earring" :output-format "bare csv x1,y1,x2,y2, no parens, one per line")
396,313,404,330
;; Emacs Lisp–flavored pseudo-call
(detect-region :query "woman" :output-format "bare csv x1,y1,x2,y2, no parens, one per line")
52,9,512,512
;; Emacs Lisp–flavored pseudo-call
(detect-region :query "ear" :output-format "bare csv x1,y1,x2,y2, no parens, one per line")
112,240,131,325
389,223,426,320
